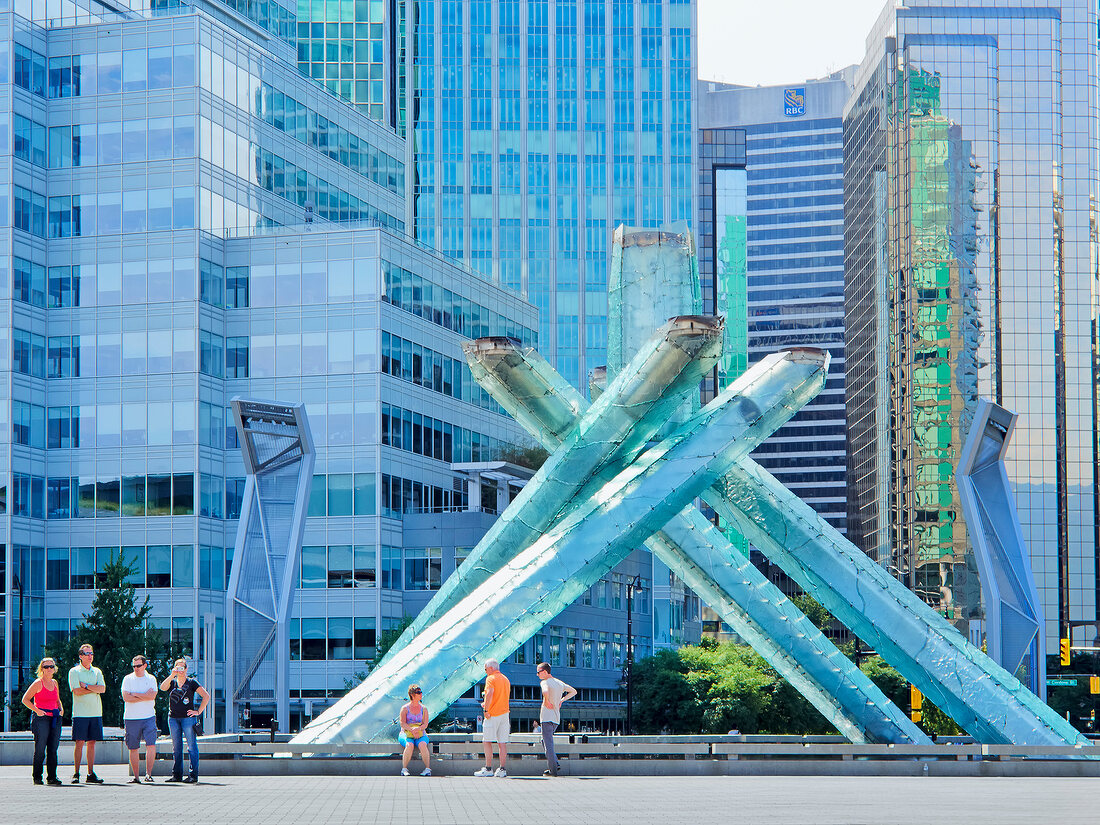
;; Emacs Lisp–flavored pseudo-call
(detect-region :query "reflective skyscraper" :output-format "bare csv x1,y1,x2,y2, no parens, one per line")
844,0,1099,646
699,72,854,545
409,0,696,387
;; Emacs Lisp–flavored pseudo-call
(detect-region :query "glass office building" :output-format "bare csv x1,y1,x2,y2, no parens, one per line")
0,0,673,732
699,72,854,536
844,0,1100,647
0,0,538,730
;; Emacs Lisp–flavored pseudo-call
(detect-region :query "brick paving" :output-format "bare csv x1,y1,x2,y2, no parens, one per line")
1,767,1098,824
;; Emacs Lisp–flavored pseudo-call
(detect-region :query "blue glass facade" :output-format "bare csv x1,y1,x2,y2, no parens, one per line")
411,0,695,390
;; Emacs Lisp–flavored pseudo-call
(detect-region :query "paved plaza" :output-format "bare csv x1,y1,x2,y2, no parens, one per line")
0,767,1098,824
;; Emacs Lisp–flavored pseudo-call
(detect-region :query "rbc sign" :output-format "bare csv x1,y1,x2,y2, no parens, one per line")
784,87,806,117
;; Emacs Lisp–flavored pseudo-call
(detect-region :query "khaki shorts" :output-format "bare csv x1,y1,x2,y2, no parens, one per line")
482,713,511,744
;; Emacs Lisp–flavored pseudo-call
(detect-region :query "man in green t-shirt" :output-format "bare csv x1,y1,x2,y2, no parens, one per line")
68,643,106,784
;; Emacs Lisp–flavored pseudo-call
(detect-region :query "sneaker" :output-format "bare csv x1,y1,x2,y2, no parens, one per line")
494,768,507,778
543,769,553,776
144,775,155,783
128,778,142,785
400,768,410,776
182,777,198,784
473,767,494,777
86,773,104,785
71,772,81,784
165,777,183,783
420,768,431,777
32,778,43,786
46,778,64,786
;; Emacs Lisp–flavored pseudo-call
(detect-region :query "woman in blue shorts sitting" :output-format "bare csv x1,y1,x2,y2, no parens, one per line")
399,684,431,776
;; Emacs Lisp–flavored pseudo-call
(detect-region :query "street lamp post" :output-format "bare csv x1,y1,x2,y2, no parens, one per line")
625,574,641,735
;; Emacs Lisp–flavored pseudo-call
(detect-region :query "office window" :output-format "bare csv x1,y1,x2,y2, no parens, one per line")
328,545,353,587
172,473,194,515
354,616,376,658
13,257,46,306
173,545,194,588
70,547,94,589
47,265,80,308
13,400,45,448
226,337,249,378
47,478,73,518
301,617,326,660
199,330,224,378
353,544,375,586
301,545,326,589
225,477,245,520
226,266,250,307
328,617,353,659
380,546,401,589
199,259,224,307
147,545,171,587
404,547,441,591
46,548,69,590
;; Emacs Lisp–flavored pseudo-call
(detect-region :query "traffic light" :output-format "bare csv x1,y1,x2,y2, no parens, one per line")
1060,638,1072,667
910,684,923,723
1090,675,1099,695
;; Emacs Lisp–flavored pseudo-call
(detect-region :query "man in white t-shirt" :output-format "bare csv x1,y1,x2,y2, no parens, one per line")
536,662,576,777
121,655,159,784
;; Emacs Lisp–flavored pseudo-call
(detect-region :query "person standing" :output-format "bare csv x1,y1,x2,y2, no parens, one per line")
68,643,106,784
160,658,209,783
536,662,576,777
122,655,160,784
473,658,510,777
21,658,65,785
398,684,431,777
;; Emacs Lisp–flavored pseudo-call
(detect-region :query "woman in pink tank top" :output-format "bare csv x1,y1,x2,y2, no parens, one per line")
21,657,65,785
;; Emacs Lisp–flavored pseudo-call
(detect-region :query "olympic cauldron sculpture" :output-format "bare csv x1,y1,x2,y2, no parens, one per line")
294,226,1089,750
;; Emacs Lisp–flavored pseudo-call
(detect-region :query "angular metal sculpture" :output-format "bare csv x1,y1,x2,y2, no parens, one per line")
956,399,1045,699
294,348,830,746
469,339,926,745
227,399,315,734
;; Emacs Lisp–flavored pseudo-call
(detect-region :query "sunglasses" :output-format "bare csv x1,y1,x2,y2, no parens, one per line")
79,651,93,656
41,664,56,669
412,689,423,694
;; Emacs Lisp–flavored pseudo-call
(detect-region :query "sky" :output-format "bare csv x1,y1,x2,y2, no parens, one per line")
697,0,889,88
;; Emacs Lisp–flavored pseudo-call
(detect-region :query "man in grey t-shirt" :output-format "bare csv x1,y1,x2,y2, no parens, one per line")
536,662,576,777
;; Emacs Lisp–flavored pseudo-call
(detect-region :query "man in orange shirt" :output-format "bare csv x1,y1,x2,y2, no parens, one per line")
474,658,510,777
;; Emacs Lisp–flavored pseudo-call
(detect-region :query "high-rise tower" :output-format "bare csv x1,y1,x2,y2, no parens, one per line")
844,0,1100,647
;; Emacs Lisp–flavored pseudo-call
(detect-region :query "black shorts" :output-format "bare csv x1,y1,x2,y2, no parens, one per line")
72,716,104,741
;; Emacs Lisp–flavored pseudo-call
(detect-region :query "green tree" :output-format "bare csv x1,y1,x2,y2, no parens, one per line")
631,648,703,734
47,555,183,728
631,640,971,737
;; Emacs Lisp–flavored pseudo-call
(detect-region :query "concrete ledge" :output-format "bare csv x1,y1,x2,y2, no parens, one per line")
5,733,1098,776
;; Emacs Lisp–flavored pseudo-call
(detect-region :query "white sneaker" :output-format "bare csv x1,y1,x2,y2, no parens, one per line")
474,767,494,777
420,768,431,777
494,768,507,778
400,768,410,776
